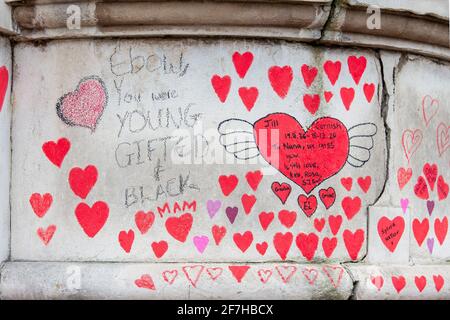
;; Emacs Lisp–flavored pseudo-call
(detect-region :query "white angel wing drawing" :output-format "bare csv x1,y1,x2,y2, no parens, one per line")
346,122,378,168
217,118,260,160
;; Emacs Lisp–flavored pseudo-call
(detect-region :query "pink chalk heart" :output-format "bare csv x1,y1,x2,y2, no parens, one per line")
193,235,209,253
207,200,221,218
400,198,409,214
56,76,108,131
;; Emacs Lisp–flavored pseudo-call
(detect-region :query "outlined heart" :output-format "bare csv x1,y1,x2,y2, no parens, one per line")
323,60,341,85
211,75,231,103
135,210,155,234
75,201,109,238
422,95,439,127
275,266,297,284
182,265,204,288
42,138,71,168
301,64,318,88
273,232,293,260
302,267,319,285
37,225,56,246
436,122,449,156
118,229,134,253
347,56,367,85
257,269,273,284
402,129,423,162
232,51,253,79
206,267,223,281
238,87,259,111
271,182,291,204
295,232,318,261
162,270,178,284
29,193,53,218
69,165,98,199
303,94,321,115
377,216,405,252
0,66,9,112
268,65,293,99
165,213,193,243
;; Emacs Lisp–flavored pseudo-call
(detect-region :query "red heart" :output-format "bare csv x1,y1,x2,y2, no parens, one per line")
162,270,178,284
302,268,319,285
206,267,223,281
414,176,429,200
69,165,98,199
118,229,134,253
254,114,349,193
434,217,448,245
328,214,342,236
341,196,361,220
298,194,318,217
212,225,226,245
397,167,412,190
423,163,438,191
322,237,337,258
437,175,449,201
323,60,341,85
415,276,427,292
165,213,193,242
273,232,293,260
318,187,336,209
228,266,250,283
42,138,71,168
233,231,253,253
182,265,204,287
241,194,256,214
258,211,274,231
303,94,321,115
324,91,333,103
135,210,155,234
341,177,353,191
301,64,318,88
135,275,156,291
257,269,273,284
276,266,297,284
295,232,318,261
340,87,355,110
271,182,291,204
75,201,109,238
211,75,231,103
412,218,429,246
238,87,259,111
433,275,444,292
377,216,405,252
278,210,297,228
348,56,367,85
37,225,56,246
232,51,253,79
268,65,293,99
392,276,406,293
343,229,364,260
363,83,375,102
151,240,168,258
29,193,53,218
256,241,268,256
0,66,8,112
371,276,384,291
314,218,325,232
357,176,371,193
218,175,238,196
245,170,263,191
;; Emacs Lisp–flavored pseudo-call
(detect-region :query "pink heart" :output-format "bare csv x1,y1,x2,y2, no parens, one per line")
193,235,209,253
400,198,409,214
56,76,108,131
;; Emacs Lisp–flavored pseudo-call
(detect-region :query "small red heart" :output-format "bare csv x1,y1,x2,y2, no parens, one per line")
392,276,406,294
118,229,134,253
211,75,231,103
232,51,253,79
377,216,405,252
278,210,297,228
343,229,364,260
273,232,293,260
0,66,9,112
165,213,193,243
341,196,361,220
303,94,321,115
206,267,223,281
258,211,274,231
318,187,336,209
238,87,259,111
415,276,427,292
298,194,318,217
348,56,367,85
75,201,109,238
271,182,291,204
433,275,444,292
371,275,384,291
423,163,438,191
37,225,56,246
357,176,372,193
135,210,155,234
414,176,430,200
241,194,256,214
328,214,343,236
434,217,448,245
135,274,156,291
268,65,293,99
162,270,178,284
295,232,318,261
324,91,333,103
323,60,341,85
42,138,71,168
218,175,238,196
412,218,429,246
322,237,337,258
256,241,268,256
301,64,318,88
314,218,325,232
340,87,355,110
212,225,226,245
341,177,353,191
29,193,53,218
363,83,375,102
245,170,263,191
397,167,412,190
228,266,250,283
151,240,168,258
233,231,253,253
69,165,98,199
437,175,449,201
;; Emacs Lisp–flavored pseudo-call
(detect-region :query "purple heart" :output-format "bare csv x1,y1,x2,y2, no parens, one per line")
226,206,238,224
207,200,221,218
400,198,409,214
426,200,435,216
193,235,209,254
427,237,434,254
